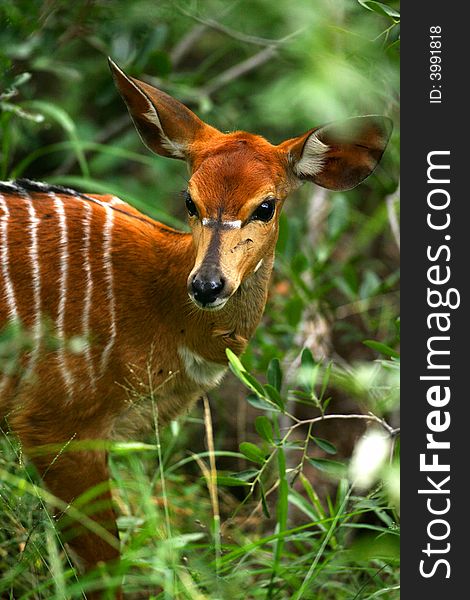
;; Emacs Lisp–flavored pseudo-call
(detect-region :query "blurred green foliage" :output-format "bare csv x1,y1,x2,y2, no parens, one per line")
1,0,398,192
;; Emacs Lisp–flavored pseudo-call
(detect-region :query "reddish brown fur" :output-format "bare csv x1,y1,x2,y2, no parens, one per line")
0,60,391,598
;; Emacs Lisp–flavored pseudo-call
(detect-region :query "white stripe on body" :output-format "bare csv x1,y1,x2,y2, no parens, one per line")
0,194,19,322
50,192,74,397
81,201,97,390
0,194,20,394
24,197,42,380
1,186,124,395
100,204,117,374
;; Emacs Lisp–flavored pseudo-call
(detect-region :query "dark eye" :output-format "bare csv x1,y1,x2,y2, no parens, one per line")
251,198,276,222
184,191,198,218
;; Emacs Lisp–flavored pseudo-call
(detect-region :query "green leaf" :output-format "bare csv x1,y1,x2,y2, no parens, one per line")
363,340,400,359
307,457,347,478
267,358,282,392
343,264,360,295
263,384,285,410
212,469,258,487
292,252,309,275
259,481,271,518
290,390,315,402
301,348,316,370
24,100,75,133
357,0,400,19
239,442,266,464
359,269,381,299
334,272,357,301
298,348,319,391
255,416,274,443
149,50,172,77
319,362,332,403
111,441,158,454
226,347,245,378
285,296,303,327
387,39,401,54
246,394,280,413
243,371,267,398
226,348,266,397
276,213,289,254
216,476,251,487
299,474,326,519
227,469,259,481
22,100,89,177
288,489,321,523
328,194,349,238
312,437,337,455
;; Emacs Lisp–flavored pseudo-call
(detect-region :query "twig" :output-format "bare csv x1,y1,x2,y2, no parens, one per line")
202,395,220,520
202,395,221,573
285,413,400,438
170,24,208,67
149,364,172,541
179,10,302,47
335,290,399,320
202,46,277,97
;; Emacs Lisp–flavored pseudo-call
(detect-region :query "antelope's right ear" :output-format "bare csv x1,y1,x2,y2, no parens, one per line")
282,116,393,191
108,58,218,160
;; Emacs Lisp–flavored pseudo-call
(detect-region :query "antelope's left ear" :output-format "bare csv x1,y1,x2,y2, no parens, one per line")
282,116,393,191
108,57,220,161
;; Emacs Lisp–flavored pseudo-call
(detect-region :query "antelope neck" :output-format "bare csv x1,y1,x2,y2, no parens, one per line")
169,241,274,363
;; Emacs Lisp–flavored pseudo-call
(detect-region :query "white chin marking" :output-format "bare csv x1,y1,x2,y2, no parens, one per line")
189,295,228,311
254,259,263,273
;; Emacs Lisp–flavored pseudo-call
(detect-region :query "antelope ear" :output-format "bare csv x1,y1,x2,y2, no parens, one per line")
283,116,393,191
108,58,218,160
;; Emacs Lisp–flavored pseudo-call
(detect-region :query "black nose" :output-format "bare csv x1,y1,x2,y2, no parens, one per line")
191,271,225,306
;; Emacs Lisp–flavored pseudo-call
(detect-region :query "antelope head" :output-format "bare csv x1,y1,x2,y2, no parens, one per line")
109,59,392,310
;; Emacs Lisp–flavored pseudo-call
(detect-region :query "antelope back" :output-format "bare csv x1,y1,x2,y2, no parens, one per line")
0,181,190,423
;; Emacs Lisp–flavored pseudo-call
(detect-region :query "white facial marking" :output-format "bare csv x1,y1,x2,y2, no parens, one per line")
51,192,74,396
201,218,242,229
100,204,117,374
254,259,263,273
294,132,329,178
178,346,227,388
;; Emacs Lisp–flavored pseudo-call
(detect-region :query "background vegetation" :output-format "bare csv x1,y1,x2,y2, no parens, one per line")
0,0,400,598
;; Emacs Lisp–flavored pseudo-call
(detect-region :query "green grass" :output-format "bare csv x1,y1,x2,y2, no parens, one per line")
0,353,399,599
